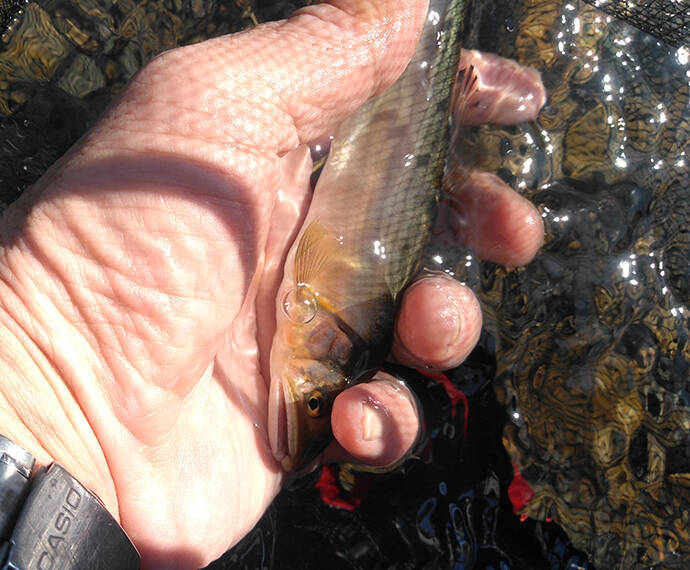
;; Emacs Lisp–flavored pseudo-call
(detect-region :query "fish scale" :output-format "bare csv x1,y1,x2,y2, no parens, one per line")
301,0,463,308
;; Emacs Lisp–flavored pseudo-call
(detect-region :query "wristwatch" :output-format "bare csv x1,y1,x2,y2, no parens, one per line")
0,435,140,569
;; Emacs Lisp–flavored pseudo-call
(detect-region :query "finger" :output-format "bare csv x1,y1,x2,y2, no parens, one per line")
444,169,544,267
392,274,482,370
87,0,429,170
453,49,546,126
327,372,420,466
441,49,545,269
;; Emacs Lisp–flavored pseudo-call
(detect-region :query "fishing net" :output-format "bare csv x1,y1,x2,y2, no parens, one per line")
0,0,24,41
581,0,689,47
1,1,687,46
0,1,686,568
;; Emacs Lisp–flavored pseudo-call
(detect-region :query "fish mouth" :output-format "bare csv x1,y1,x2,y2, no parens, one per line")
268,375,298,470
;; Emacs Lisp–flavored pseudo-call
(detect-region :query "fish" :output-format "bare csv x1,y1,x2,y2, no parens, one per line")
268,0,465,472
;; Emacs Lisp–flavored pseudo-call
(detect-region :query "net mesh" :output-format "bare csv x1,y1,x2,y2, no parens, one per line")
1,1,688,46
0,0,24,41
582,0,689,47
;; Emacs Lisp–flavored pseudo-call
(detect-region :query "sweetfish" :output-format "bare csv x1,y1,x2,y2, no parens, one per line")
269,0,465,472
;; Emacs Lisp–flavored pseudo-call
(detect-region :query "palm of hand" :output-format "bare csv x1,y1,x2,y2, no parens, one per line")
0,34,319,557
30,128,316,564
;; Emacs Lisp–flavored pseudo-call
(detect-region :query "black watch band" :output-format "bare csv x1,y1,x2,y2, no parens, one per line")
0,435,140,569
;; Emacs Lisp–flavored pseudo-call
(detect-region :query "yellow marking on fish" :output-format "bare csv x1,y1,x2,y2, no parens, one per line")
294,220,341,287
311,287,339,315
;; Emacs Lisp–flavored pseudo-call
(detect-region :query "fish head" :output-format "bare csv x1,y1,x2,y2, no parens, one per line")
269,351,349,472
268,286,357,471
269,219,361,471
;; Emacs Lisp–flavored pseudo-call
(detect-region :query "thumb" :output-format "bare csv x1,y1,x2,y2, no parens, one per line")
72,0,429,177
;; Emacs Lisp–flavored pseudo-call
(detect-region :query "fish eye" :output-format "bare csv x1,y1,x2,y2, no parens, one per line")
282,285,318,325
306,390,325,417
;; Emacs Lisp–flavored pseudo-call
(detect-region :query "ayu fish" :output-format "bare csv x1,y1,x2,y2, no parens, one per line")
269,0,465,472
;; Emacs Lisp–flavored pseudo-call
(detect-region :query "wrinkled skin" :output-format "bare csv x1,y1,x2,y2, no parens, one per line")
0,1,542,568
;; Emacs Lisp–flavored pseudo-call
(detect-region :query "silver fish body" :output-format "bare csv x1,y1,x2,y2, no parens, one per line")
269,0,464,472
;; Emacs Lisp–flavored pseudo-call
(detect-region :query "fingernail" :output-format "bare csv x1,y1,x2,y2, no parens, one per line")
362,402,385,441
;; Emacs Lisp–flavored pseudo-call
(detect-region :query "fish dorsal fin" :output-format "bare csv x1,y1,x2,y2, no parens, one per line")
294,220,340,287
453,63,479,127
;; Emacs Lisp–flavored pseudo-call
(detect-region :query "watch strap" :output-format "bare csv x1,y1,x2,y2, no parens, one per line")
0,436,140,569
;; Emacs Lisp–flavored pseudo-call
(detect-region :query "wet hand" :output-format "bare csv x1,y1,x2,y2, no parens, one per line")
0,0,543,567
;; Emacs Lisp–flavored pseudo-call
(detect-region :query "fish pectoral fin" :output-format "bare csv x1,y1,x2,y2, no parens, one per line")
294,220,342,286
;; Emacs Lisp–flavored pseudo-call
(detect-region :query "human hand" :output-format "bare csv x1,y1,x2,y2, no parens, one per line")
0,0,543,567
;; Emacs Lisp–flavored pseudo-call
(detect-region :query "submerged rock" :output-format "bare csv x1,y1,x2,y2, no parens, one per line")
0,0,281,206
454,1,689,567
